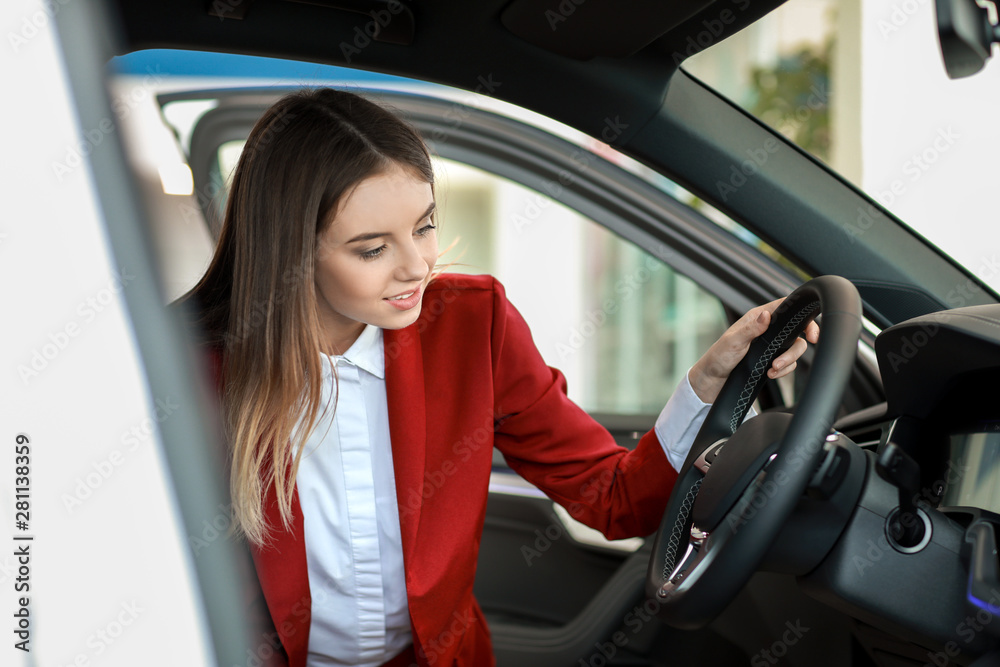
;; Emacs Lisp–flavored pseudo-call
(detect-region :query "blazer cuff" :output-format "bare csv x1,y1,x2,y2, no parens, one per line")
654,369,757,471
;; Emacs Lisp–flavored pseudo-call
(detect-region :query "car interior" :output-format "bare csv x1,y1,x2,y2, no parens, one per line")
52,0,1000,665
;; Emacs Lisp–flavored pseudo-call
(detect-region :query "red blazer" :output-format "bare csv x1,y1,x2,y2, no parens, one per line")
239,273,679,666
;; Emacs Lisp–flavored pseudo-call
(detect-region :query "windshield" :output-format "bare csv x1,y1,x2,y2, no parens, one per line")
685,0,1000,294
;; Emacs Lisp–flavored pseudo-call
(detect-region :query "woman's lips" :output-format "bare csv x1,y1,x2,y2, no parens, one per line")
384,286,422,311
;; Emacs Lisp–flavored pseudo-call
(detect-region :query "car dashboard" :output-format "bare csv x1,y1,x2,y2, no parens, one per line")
876,304,1000,525
800,303,1000,665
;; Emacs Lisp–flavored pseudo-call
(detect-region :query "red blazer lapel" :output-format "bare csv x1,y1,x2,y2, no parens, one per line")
246,324,429,667
250,478,311,667
383,324,427,570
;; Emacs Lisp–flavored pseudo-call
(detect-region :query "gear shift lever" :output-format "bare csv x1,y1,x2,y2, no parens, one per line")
876,443,926,548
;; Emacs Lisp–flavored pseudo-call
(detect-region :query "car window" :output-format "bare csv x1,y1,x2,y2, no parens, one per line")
433,158,731,416
683,0,1000,295
204,138,730,416
115,56,822,417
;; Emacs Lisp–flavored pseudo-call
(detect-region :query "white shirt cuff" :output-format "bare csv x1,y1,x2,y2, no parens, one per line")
654,369,757,472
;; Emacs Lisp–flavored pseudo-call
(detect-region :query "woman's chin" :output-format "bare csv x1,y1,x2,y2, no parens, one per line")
381,303,423,330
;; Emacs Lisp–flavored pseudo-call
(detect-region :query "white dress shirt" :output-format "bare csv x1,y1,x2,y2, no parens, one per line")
295,324,411,666
295,323,721,666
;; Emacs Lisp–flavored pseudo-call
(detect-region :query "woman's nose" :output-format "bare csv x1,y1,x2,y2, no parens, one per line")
396,239,429,281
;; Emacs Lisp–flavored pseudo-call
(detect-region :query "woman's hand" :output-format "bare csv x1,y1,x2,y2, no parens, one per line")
688,298,821,404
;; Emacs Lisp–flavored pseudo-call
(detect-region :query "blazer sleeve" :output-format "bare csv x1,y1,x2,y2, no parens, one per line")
487,277,679,540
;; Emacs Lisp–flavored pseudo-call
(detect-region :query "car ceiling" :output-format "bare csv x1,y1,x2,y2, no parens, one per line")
110,0,784,145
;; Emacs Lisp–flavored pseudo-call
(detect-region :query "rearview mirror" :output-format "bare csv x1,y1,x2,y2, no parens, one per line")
936,0,999,78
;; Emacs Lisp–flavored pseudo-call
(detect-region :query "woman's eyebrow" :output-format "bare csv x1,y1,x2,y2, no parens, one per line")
421,201,437,221
345,202,436,244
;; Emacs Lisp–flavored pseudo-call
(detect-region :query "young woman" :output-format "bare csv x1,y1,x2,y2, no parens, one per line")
185,88,817,667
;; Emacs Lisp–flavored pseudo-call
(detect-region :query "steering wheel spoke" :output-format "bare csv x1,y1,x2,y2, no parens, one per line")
660,461,772,594
693,437,729,474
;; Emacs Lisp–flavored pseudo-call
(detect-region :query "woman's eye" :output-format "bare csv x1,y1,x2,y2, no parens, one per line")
358,224,433,260
360,245,386,260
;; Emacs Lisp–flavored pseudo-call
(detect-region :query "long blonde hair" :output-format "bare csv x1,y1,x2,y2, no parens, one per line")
185,88,436,545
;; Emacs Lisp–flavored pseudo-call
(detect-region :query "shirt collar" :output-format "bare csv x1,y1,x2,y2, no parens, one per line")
321,324,385,380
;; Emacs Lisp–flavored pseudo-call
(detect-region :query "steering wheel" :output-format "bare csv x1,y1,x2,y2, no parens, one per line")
646,275,862,628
